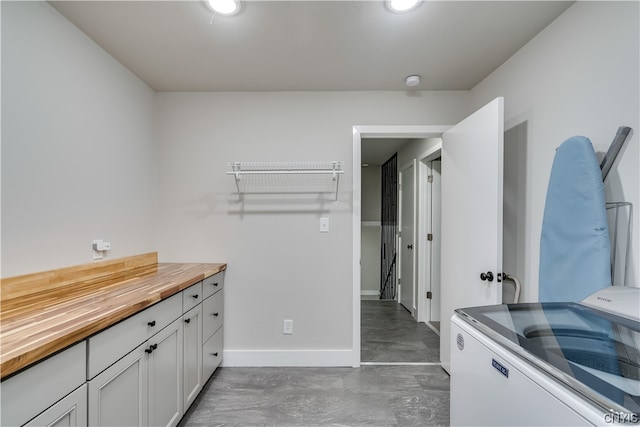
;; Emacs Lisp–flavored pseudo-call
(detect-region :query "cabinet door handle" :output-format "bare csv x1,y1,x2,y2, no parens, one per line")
212,352,219,357
212,312,219,317
147,320,156,327
150,343,158,350
145,347,154,354
184,318,191,324
192,294,199,299
212,283,219,287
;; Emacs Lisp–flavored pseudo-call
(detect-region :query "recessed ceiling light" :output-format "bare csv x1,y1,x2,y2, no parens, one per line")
206,0,241,16
387,0,421,13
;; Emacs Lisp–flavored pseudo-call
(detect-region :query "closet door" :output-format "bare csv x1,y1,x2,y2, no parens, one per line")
440,97,504,373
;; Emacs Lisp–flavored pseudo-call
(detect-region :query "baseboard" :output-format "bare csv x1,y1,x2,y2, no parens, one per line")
360,290,379,297
221,349,354,367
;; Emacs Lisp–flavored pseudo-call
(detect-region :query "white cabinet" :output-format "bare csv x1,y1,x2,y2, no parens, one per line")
5,269,225,427
24,384,87,427
147,318,183,427
88,342,148,427
87,293,182,379
182,304,202,411
202,328,223,381
1,342,86,427
88,318,184,427
201,271,225,383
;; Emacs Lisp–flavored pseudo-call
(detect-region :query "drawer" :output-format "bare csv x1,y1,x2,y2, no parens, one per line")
182,281,203,313
87,293,181,379
202,271,225,300
202,289,224,342
202,328,223,382
1,341,86,427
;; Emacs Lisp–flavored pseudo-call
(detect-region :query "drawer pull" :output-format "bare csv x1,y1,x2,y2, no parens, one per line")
192,294,199,299
151,344,158,350
212,352,219,357
212,312,219,317
145,344,157,354
147,320,156,327
184,318,191,324
212,283,219,287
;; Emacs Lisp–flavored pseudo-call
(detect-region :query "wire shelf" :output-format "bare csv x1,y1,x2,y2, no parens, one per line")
227,161,344,200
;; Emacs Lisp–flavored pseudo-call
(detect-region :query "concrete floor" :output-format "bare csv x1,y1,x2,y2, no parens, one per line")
179,300,449,426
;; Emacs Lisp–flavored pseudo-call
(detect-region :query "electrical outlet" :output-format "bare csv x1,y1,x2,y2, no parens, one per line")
283,319,293,335
92,239,111,260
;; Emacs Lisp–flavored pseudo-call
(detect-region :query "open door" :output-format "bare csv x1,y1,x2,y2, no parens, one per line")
399,161,416,318
439,97,504,373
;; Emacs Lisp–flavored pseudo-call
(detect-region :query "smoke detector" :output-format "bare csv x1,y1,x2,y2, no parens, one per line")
405,75,421,87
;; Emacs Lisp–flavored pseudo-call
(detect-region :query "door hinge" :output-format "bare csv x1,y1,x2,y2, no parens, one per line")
427,233,433,241
428,175,433,183
426,291,433,299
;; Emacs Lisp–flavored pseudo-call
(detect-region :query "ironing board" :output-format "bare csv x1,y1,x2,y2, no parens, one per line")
539,136,611,302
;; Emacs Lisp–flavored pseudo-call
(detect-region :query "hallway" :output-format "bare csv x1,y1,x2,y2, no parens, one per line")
361,300,441,364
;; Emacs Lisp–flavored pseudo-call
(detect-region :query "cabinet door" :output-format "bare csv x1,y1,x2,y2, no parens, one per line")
148,319,183,427
89,343,148,427
24,384,87,427
182,305,203,411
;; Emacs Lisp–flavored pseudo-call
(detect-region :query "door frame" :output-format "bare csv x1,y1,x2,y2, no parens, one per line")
352,125,450,367
417,147,443,325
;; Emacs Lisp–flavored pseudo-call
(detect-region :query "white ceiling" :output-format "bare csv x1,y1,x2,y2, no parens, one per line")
50,0,573,92
362,138,415,165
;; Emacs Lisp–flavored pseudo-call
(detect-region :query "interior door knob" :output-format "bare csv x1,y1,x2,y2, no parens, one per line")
480,271,494,282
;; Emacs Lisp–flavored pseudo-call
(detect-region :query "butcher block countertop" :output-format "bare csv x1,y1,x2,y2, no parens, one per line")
0,253,226,380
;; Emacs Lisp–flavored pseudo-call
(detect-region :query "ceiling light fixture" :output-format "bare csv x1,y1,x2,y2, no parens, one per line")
387,0,421,13
206,0,241,15
405,75,421,87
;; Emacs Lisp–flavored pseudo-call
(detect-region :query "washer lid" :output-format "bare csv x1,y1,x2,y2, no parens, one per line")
455,301,640,416
581,287,640,321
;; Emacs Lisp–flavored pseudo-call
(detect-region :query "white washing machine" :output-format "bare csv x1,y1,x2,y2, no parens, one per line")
450,287,640,426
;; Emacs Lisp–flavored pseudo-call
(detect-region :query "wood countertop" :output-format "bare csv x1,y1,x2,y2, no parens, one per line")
0,254,226,380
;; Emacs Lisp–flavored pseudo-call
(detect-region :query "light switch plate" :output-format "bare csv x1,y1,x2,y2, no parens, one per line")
320,217,329,233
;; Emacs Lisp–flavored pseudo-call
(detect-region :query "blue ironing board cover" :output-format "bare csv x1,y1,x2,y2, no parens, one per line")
539,136,611,302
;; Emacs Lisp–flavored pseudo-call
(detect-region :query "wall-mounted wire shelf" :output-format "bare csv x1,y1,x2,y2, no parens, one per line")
227,161,344,200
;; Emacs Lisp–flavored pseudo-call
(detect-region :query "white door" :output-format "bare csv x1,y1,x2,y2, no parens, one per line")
440,97,504,373
399,162,416,318
429,159,442,326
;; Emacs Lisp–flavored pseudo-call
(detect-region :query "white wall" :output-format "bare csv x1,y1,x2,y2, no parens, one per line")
472,1,640,301
361,166,381,222
361,166,381,296
397,138,442,168
154,91,469,365
1,2,156,277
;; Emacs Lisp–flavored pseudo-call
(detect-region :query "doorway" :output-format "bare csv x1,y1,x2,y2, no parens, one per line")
355,126,448,367
354,105,527,369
